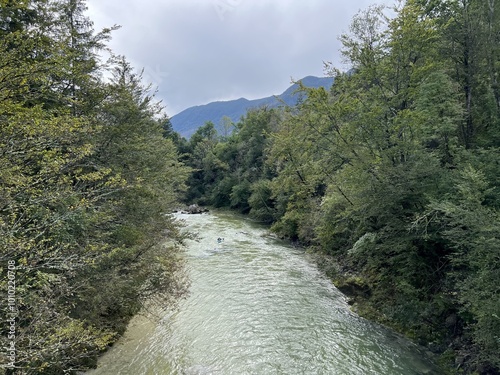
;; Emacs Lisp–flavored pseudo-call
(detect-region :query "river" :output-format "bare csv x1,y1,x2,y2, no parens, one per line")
87,211,441,375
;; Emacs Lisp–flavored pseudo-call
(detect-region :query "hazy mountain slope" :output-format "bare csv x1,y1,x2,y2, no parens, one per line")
171,76,334,137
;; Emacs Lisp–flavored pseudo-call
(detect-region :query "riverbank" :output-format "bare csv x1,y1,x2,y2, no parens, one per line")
310,251,480,375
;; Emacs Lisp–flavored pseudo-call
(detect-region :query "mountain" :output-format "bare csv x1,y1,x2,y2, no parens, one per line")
170,76,334,138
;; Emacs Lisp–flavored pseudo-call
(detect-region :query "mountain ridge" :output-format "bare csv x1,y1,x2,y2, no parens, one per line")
170,76,334,137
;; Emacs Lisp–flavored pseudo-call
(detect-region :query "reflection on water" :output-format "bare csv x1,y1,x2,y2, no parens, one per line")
88,211,441,375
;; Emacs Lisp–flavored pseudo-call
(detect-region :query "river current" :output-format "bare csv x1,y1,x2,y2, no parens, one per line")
87,211,441,375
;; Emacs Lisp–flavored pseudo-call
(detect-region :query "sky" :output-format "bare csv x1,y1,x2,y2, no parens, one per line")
85,0,394,116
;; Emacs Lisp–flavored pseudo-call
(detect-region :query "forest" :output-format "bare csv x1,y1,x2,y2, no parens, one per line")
1,0,499,374
0,0,190,373
179,1,500,374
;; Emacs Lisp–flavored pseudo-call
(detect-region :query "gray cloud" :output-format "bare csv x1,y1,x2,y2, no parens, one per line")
86,0,393,115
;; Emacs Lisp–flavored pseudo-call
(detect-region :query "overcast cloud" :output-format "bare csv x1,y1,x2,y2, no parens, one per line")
86,0,394,116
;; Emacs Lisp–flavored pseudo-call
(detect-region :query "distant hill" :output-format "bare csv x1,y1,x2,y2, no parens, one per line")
170,76,334,138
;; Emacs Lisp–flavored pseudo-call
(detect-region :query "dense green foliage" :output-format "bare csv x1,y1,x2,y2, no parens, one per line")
0,1,189,373
183,1,500,373
2,0,499,373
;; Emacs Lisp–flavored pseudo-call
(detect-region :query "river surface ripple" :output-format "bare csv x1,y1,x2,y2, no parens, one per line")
87,211,441,375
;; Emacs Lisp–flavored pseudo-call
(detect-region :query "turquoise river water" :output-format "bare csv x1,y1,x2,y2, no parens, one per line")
87,211,441,375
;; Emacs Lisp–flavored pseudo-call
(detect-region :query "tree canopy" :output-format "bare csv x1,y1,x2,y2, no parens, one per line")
183,1,500,373
2,0,499,373
0,1,189,373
